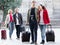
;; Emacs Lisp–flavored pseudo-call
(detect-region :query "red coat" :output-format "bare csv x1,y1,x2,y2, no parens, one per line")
38,9,50,24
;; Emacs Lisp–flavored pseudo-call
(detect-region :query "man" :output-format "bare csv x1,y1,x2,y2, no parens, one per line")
27,1,38,44
13,8,23,40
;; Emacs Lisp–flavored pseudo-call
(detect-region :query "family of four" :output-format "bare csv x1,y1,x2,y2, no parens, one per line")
5,1,50,44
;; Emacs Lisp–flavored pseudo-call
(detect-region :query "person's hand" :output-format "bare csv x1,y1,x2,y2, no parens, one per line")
2,22,5,24
1,22,6,27
2,22,5,26
26,22,29,26
47,23,51,26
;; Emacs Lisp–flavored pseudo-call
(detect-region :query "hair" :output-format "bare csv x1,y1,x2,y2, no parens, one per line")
32,1,36,3
8,9,13,14
14,8,19,11
40,4,46,10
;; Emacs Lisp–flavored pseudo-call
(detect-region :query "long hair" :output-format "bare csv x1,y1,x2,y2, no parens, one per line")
8,9,13,14
40,4,46,10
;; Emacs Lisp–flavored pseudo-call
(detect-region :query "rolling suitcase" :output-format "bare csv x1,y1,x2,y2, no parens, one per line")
21,25,30,42
1,30,7,39
20,26,25,32
46,25,55,42
22,32,30,42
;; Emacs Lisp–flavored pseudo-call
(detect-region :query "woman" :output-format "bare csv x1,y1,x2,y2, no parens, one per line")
5,9,14,39
38,4,50,44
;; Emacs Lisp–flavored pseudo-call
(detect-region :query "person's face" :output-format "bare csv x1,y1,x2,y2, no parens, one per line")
32,2,35,8
9,10,12,14
15,9,19,13
40,5,43,10
38,6,40,10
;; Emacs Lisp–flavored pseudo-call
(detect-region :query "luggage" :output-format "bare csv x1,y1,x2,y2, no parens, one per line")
7,24,9,28
21,25,30,42
46,25,55,42
22,32,30,42
1,30,7,39
20,26,25,32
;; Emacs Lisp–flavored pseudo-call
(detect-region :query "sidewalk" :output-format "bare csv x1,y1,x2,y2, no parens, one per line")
0,28,60,45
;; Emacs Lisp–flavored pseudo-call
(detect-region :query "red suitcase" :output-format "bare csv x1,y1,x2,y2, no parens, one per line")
1,30,7,39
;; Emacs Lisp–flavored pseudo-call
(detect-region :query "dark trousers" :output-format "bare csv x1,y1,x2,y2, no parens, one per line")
29,21,38,42
15,25,21,38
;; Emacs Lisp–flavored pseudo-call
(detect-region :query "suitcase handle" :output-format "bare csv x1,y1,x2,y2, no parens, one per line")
1,22,6,29
25,24,30,32
22,24,30,33
47,24,52,31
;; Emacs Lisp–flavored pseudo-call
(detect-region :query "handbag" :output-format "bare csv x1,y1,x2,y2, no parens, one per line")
7,24,9,28
20,25,25,32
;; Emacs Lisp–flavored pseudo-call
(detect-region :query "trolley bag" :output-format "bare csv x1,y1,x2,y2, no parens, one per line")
20,25,25,32
1,30,7,39
46,25,55,42
22,32,30,42
22,25,30,42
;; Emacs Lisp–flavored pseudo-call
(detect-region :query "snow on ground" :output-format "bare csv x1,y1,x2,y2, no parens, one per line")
0,27,60,45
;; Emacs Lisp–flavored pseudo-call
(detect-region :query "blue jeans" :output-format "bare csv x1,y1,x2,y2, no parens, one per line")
39,24,46,41
29,21,38,42
9,22,14,38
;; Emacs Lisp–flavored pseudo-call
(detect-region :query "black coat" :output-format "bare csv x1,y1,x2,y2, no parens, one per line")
13,13,23,26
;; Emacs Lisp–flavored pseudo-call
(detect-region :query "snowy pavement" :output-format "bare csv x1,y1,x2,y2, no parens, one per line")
0,28,60,45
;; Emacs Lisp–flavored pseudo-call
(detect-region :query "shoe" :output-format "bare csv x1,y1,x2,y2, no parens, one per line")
35,42,37,44
10,37,12,40
10,38,12,40
40,40,45,44
30,42,34,44
16,38,20,40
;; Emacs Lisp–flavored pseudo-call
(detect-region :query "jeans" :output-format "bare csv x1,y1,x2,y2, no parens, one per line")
29,21,38,42
39,24,46,41
9,22,14,38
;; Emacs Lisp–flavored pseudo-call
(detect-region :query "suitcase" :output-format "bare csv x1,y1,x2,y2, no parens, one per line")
22,32,30,42
46,25,55,42
1,30,7,39
20,26,25,32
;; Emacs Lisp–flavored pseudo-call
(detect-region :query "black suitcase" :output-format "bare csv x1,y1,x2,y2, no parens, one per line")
20,26,25,32
46,25,55,42
22,32,30,42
